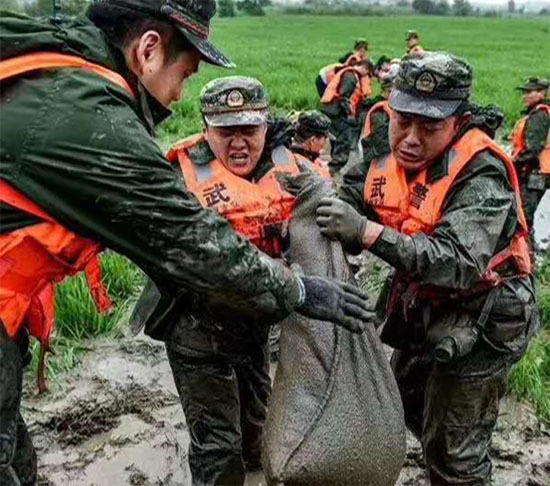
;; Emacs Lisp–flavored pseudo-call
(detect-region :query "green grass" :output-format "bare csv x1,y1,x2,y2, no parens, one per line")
29,253,145,381
159,14,550,146
509,254,550,423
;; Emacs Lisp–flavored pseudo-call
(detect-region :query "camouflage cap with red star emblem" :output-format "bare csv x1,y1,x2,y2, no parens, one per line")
200,76,269,127
390,51,472,119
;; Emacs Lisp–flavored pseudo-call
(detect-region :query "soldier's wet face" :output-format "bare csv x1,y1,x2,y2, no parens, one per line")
522,89,546,109
389,111,461,171
205,124,268,177
131,31,201,108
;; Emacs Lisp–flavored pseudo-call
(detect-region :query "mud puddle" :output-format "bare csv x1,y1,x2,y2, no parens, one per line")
22,336,549,485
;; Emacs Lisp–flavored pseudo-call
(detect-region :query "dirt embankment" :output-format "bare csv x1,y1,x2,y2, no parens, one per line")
23,336,549,486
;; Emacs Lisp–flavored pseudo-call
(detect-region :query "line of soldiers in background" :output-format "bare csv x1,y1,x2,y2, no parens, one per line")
316,31,549,249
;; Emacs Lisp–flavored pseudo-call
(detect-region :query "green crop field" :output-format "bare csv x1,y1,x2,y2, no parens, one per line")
159,14,550,145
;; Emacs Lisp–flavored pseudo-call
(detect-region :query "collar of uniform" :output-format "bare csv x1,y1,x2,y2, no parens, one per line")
425,152,450,183
291,145,318,162
136,83,172,133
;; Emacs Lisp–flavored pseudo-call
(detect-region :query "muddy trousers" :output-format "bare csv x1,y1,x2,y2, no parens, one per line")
166,330,271,486
0,325,37,486
327,116,359,174
391,350,509,485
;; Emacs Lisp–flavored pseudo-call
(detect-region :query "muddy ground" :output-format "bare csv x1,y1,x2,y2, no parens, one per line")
23,335,549,486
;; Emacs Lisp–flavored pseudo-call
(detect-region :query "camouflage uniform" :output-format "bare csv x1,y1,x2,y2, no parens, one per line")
321,72,363,174
512,77,550,247
338,53,536,485
290,110,331,162
153,78,284,486
0,5,300,485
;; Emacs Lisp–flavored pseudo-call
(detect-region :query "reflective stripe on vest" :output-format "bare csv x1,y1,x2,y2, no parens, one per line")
0,52,134,345
364,128,532,284
511,104,550,175
321,66,372,117
167,135,302,258
363,100,392,138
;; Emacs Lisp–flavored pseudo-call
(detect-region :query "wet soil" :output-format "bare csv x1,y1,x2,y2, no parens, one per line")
22,335,549,486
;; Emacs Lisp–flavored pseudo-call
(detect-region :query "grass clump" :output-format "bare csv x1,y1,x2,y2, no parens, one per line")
30,253,145,380
509,253,550,423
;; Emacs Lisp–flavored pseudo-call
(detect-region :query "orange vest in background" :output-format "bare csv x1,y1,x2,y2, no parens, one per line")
321,66,372,118
168,135,313,258
0,53,133,355
511,104,550,175
363,100,392,138
364,128,531,292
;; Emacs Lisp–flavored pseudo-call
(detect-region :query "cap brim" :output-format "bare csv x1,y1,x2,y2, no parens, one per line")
177,28,234,69
204,110,268,127
389,89,462,120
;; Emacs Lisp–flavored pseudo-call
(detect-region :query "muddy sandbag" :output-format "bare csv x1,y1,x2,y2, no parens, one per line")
262,173,405,486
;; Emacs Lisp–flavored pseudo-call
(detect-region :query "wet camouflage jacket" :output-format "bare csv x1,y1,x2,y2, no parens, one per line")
0,13,300,339
514,100,550,177
320,71,358,118
339,131,536,359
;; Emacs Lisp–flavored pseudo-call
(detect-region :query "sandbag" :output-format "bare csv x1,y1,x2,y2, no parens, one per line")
262,173,405,486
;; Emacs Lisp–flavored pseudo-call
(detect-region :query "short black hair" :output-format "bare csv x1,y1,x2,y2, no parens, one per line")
87,2,194,61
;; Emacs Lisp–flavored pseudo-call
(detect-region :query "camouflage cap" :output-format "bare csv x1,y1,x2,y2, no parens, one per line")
200,76,269,127
406,30,419,40
389,51,472,119
295,110,331,138
516,76,549,92
100,0,233,68
354,38,368,49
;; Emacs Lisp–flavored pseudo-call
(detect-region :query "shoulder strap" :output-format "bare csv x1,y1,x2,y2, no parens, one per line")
0,52,134,98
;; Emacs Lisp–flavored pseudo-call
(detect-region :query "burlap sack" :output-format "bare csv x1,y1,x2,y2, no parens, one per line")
262,173,405,485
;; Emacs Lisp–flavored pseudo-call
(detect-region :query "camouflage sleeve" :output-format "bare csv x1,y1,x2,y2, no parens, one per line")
368,151,518,290
514,109,550,171
4,80,301,322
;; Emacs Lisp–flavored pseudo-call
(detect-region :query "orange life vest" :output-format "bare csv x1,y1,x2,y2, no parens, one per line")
321,66,372,118
362,100,392,138
511,104,550,175
364,128,531,295
168,135,311,258
319,63,342,86
0,53,133,374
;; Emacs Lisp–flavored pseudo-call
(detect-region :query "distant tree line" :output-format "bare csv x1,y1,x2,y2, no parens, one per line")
411,0,473,16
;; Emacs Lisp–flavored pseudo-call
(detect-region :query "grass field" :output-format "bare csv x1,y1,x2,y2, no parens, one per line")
159,14,550,144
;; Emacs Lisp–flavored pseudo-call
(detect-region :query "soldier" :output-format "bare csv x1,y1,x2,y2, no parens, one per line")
360,77,393,169
0,2,372,484
321,61,373,175
511,76,550,249
406,30,425,55
290,110,332,174
146,76,332,486
316,52,536,484
338,38,369,64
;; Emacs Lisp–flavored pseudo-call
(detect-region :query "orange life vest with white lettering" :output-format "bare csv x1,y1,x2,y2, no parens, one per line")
168,135,312,258
364,128,532,294
0,53,133,355
511,104,550,175
321,66,372,118
363,100,392,138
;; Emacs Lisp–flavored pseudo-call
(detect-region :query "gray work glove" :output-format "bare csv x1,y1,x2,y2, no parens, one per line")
316,197,368,255
296,275,373,333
